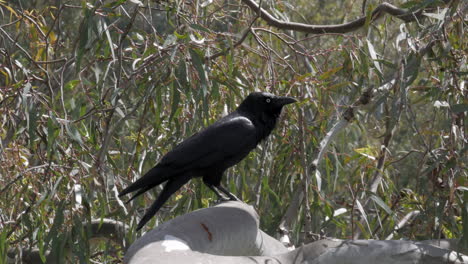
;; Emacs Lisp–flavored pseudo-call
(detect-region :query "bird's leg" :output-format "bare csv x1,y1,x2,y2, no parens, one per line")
206,184,230,202
216,184,241,201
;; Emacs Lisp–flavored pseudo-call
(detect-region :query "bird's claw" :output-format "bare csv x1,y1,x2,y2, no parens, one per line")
227,194,241,201
214,197,231,204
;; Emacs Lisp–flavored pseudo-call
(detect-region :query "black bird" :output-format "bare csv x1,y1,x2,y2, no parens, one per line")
119,92,296,230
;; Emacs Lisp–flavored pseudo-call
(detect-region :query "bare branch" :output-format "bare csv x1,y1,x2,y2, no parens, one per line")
240,0,451,33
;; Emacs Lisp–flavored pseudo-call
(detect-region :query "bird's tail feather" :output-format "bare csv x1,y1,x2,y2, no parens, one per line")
125,185,153,204
136,174,191,230
118,166,170,197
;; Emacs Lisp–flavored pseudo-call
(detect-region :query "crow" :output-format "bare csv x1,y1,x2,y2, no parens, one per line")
119,92,296,230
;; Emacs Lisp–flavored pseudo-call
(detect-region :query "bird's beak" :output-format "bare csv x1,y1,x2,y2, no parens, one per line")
276,96,297,106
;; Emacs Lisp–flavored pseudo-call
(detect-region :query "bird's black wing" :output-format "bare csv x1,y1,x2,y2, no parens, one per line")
159,114,258,170
119,114,257,198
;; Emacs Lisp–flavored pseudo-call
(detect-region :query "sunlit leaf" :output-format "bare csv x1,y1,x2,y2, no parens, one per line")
370,194,392,215
367,39,382,74
422,8,448,21
318,66,342,80
66,123,83,145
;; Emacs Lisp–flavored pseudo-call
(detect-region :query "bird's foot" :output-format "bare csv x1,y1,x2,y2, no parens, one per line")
226,193,241,201
215,192,241,202
215,196,232,204
215,185,242,202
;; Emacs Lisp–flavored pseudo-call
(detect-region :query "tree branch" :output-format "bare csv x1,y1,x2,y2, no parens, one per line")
240,0,451,33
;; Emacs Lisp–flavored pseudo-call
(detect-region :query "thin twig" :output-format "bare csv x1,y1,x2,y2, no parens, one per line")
206,0,263,61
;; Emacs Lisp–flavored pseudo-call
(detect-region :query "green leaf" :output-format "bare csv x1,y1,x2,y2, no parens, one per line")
364,3,375,31
103,0,127,8
45,202,65,247
37,226,46,263
190,23,211,33
75,8,93,72
355,199,370,233
169,83,180,121
212,80,219,98
49,232,68,264
367,39,382,74
318,66,342,80
263,176,282,208
0,228,7,264
47,113,59,159
370,194,393,215
459,191,468,250
176,57,188,91
354,146,377,160
189,48,208,96
28,104,38,149
174,31,188,40
403,53,421,86
66,123,83,145
65,80,80,92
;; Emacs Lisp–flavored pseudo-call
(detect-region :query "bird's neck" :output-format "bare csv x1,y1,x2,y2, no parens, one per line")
239,110,278,142
258,112,278,140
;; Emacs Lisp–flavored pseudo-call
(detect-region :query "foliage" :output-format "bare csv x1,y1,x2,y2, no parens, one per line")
0,0,466,262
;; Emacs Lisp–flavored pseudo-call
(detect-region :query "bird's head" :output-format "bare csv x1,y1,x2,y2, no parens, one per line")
238,92,297,119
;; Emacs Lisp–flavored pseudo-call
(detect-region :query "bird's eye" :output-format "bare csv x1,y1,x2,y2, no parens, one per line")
266,98,271,103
